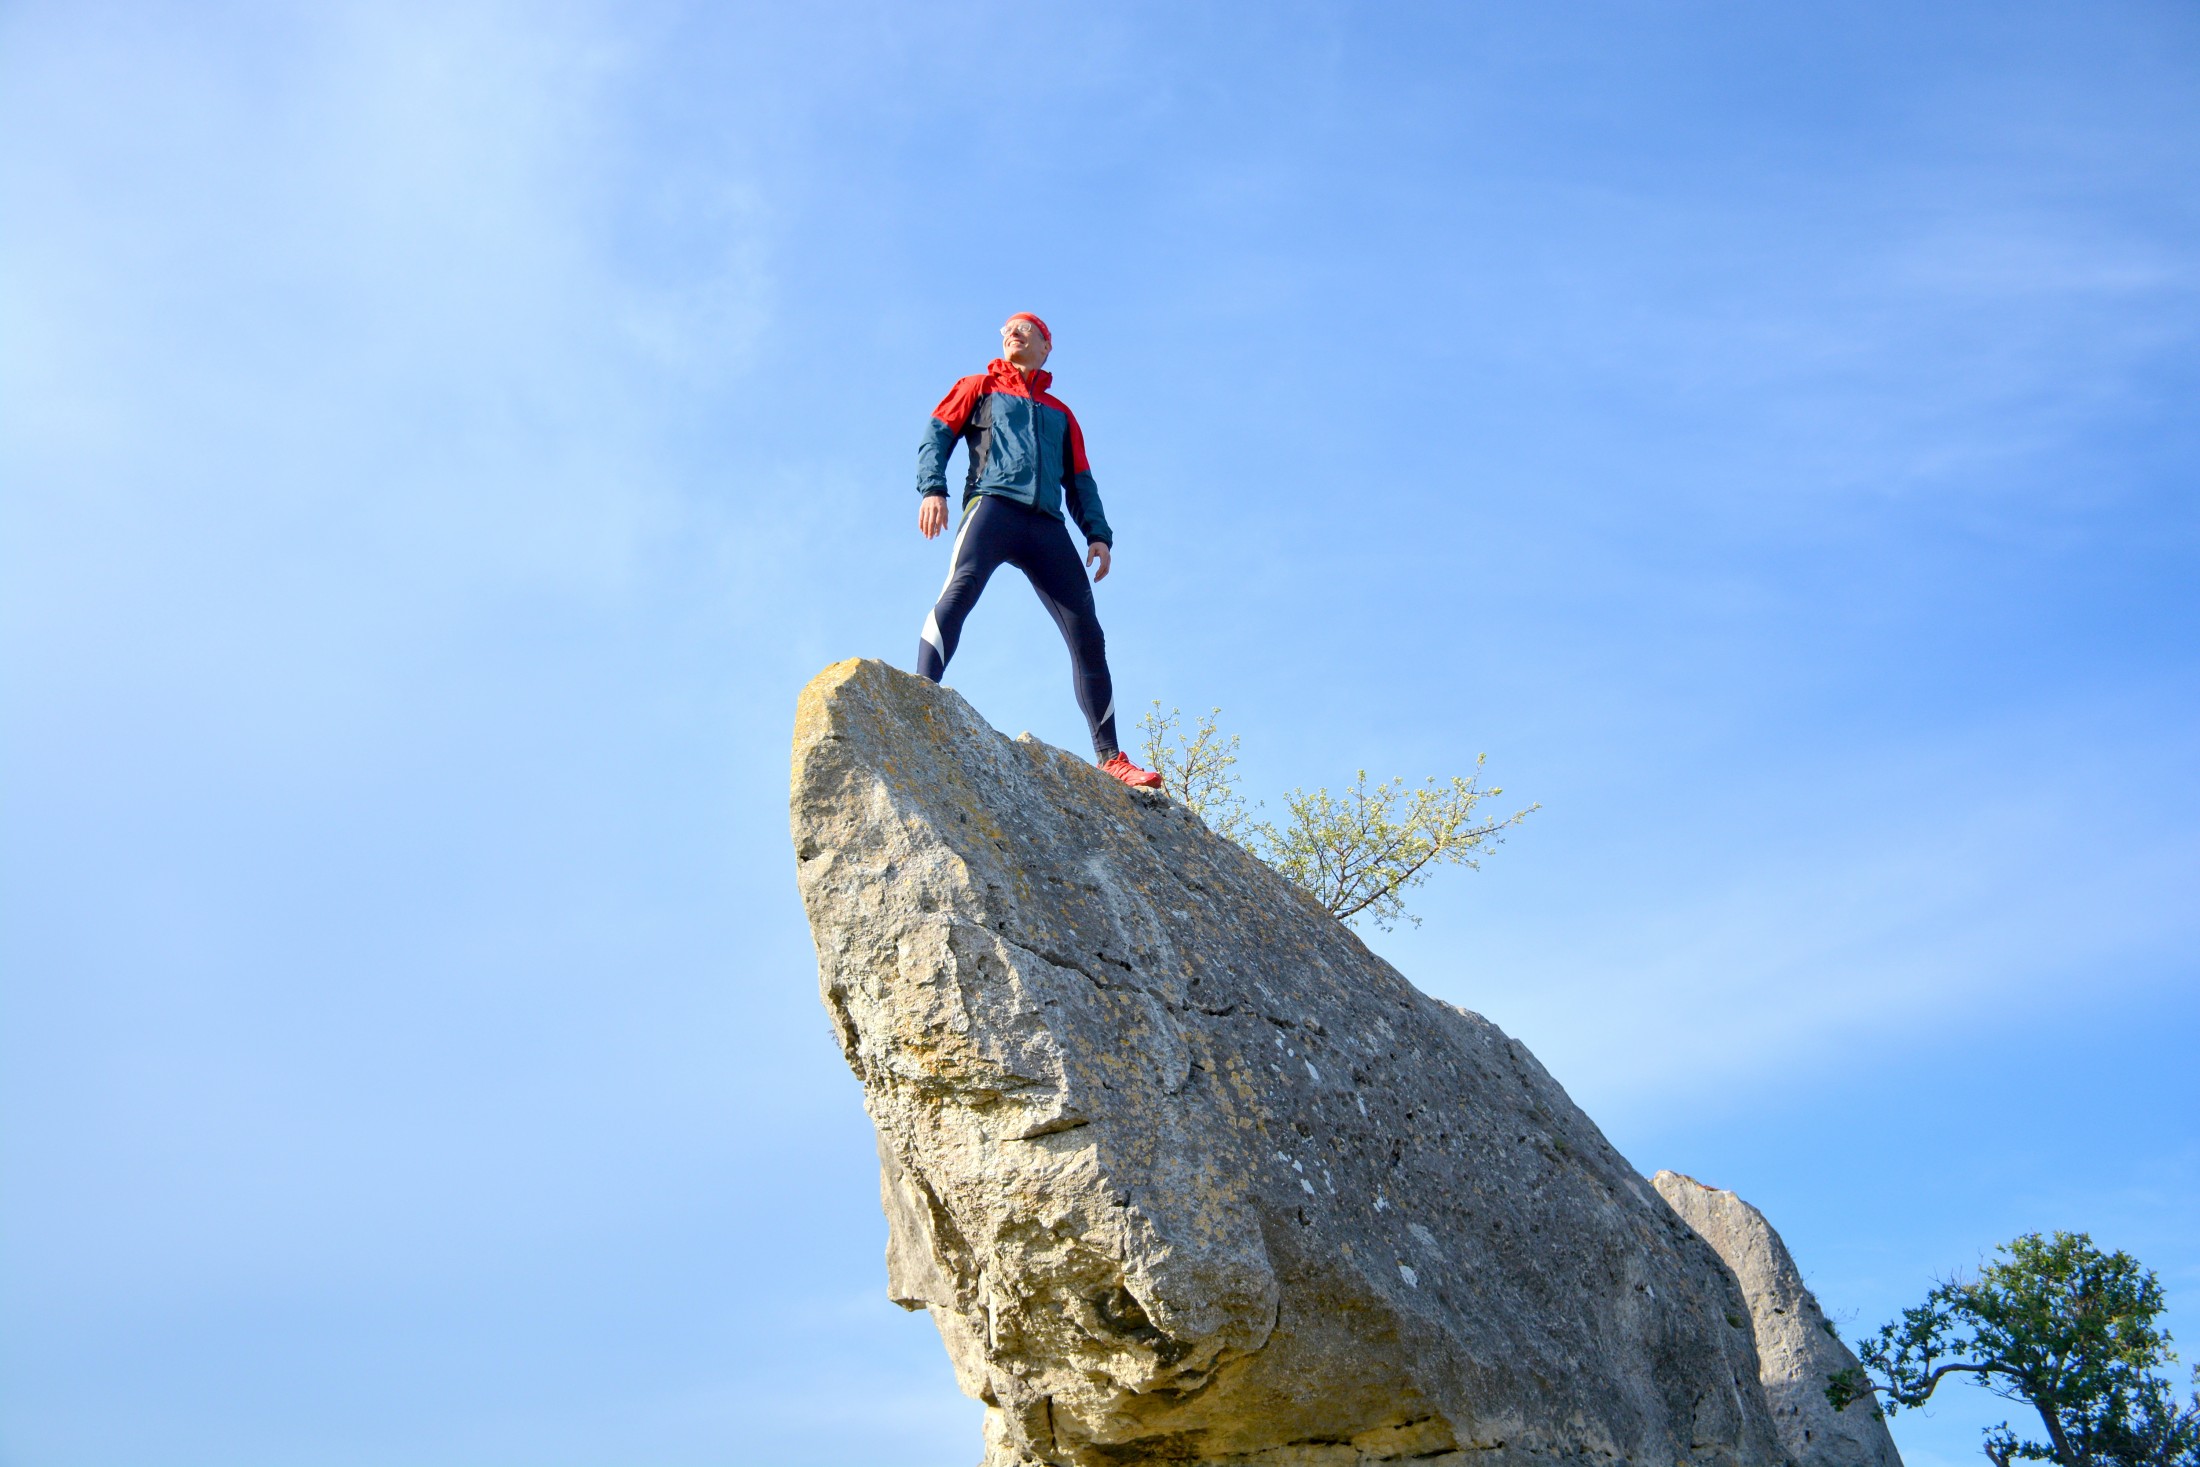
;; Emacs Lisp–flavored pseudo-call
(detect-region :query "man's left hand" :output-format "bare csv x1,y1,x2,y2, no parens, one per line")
1087,541,1111,582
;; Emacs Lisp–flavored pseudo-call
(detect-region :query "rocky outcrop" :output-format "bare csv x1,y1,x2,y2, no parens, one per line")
1652,1173,1902,1467
791,659,1786,1467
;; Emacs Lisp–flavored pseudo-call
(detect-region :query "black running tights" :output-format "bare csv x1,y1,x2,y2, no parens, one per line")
915,495,1118,758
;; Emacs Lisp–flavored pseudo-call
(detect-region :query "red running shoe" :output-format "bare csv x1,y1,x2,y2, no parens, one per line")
1100,751,1164,790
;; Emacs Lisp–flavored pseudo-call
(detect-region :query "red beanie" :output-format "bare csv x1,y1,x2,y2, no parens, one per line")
1006,312,1052,344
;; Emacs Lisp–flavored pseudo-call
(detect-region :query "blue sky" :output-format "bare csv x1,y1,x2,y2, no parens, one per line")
3,3,2195,1464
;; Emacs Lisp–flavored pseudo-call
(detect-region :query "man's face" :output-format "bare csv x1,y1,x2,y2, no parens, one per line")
1001,318,1052,371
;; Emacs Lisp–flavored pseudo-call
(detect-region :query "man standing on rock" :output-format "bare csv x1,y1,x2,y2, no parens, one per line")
913,312,1164,790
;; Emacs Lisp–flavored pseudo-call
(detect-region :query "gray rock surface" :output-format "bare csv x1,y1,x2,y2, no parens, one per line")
1652,1173,1902,1467
792,659,1786,1467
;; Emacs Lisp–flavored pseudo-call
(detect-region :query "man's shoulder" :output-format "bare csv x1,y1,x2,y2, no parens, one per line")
930,372,992,424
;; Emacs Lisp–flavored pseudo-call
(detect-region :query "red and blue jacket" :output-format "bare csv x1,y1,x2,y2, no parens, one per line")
917,359,1114,546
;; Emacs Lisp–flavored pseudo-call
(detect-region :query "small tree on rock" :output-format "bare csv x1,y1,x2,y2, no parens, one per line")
1139,706,1252,843
1140,704,1535,931
1828,1231,2200,1467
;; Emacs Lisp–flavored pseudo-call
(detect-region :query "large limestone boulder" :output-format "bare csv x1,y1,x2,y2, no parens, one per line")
1652,1173,1902,1467
792,659,1785,1467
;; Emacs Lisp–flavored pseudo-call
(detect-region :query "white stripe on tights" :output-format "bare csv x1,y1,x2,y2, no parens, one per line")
920,610,944,656
935,502,978,598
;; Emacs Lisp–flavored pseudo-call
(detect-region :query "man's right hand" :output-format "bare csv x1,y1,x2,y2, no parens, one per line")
918,495,947,539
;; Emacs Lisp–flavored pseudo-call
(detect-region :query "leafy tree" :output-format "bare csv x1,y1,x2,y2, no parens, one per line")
1140,704,1535,931
1827,1231,2200,1467
1139,706,1253,843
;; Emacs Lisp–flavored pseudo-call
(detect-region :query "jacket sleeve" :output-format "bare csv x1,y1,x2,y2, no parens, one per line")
1060,409,1113,546
917,376,981,497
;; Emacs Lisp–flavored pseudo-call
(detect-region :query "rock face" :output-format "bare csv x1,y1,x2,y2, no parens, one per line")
1652,1173,1902,1467
792,659,1785,1467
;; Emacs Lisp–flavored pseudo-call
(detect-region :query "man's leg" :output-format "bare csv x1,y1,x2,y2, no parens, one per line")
1011,515,1121,759
917,497,1006,681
